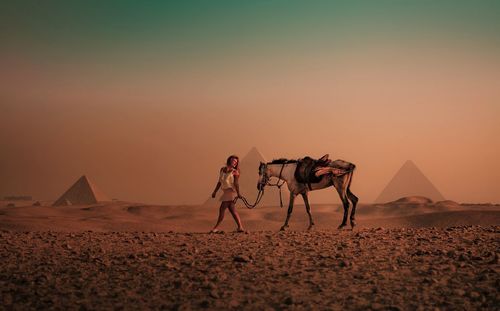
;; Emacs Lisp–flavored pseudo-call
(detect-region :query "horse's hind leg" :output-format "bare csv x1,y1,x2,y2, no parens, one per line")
345,171,358,229
347,188,358,228
280,193,296,231
334,178,350,229
338,195,350,230
301,193,315,230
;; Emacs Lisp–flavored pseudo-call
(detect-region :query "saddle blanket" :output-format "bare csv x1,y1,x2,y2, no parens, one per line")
314,166,347,177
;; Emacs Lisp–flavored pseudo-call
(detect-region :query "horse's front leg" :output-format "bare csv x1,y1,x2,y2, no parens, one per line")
280,193,296,231
301,193,315,230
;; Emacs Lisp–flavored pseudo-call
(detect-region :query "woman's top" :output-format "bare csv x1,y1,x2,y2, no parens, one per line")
219,167,238,191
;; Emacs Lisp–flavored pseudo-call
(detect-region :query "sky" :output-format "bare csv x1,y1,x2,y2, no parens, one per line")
1,1,499,205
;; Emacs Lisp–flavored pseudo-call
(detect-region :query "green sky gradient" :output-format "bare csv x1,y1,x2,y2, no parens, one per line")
2,0,499,64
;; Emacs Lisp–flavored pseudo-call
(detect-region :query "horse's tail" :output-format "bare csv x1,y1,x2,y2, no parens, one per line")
338,164,354,197
348,163,356,173
346,163,355,189
334,162,355,196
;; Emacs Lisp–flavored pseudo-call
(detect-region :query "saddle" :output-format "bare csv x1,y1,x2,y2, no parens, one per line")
294,154,331,190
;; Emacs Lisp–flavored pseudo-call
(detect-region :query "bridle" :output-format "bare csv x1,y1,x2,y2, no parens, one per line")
236,162,288,209
257,162,287,208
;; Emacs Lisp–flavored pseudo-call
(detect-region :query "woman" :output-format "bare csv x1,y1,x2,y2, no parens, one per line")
210,155,245,233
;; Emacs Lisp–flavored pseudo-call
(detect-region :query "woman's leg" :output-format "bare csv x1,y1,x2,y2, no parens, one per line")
228,202,244,231
211,202,228,232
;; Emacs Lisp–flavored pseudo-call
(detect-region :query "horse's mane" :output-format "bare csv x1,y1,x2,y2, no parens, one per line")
270,158,297,164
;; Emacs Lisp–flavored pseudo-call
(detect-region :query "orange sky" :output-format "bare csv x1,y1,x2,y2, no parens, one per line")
1,2,499,205
1,40,499,205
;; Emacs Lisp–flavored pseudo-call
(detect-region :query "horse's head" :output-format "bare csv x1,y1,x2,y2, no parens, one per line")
257,162,269,191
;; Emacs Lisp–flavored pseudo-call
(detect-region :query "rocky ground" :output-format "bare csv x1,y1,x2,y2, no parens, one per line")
0,226,498,310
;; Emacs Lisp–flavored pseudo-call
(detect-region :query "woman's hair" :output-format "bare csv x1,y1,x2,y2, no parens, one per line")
226,155,240,169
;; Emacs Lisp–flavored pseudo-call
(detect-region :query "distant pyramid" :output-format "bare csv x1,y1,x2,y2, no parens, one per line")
375,160,445,203
202,147,286,207
53,175,109,206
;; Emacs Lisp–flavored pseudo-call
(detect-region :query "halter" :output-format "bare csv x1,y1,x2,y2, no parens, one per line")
259,162,287,208
237,162,286,209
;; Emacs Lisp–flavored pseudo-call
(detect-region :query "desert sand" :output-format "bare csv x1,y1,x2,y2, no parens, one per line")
0,197,499,310
0,197,499,232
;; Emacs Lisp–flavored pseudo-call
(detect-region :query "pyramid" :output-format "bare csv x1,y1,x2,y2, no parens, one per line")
202,147,287,207
375,160,445,203
53,175,109,206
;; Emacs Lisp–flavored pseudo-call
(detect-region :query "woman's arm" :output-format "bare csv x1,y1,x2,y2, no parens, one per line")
212,168,223,197
212,182,221,198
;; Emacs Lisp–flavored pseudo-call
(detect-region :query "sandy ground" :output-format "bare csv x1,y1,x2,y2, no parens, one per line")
0,198,498,309
0,227,498,310
0,199,499,232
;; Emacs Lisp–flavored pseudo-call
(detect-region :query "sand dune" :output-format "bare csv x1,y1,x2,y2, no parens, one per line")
0,196,498,232
389,195,435,204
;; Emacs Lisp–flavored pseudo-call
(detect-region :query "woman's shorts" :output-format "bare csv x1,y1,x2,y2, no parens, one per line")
220,189,237,202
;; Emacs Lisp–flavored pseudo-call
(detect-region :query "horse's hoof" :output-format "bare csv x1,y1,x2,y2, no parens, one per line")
338,224,347,230
280,226,288,231
308,224,315,231
350,220,357,228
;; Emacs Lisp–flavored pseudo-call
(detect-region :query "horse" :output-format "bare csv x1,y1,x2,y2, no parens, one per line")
257,158,358,230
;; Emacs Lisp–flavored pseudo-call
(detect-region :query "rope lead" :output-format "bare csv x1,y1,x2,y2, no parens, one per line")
235,189,265,209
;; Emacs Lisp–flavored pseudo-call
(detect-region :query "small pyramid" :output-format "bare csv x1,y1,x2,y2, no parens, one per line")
375,160,445,203
241,146,266,164
53,175,109,206
202,147,286,207
238,147,267,190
